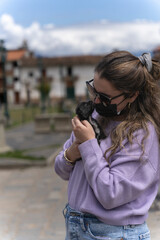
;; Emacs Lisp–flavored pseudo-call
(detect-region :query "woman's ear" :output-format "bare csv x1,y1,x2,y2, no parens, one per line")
128,91,139,103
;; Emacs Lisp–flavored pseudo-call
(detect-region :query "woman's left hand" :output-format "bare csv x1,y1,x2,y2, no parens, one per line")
72,116,95,143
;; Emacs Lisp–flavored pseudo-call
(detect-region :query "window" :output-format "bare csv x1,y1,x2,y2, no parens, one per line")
67,66,72,76
29,72,34,77
13,61,18,67
14,77,18,82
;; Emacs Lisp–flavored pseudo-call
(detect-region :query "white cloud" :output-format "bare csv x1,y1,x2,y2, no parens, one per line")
0,14,160,56
0,14,24,47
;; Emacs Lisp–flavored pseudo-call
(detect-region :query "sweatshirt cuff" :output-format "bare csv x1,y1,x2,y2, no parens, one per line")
78,138,100,156
78,138,109,167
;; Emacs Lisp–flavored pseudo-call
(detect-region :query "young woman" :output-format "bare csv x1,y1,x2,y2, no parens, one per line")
54,51,160,240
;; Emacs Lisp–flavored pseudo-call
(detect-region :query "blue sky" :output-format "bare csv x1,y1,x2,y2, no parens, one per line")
0,0,160,26
0,0,160,56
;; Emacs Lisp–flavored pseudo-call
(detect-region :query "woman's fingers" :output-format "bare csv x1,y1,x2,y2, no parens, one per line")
72,116,83,128
81,120,90,127
71,118,76,128
72,116,95,143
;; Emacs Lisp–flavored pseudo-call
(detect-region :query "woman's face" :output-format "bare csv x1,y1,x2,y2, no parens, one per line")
93,72,131,113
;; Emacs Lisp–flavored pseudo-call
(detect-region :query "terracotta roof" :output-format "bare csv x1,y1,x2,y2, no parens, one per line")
152,46,160,61
153,46,160,53
7,49,26,61
21,55,104,67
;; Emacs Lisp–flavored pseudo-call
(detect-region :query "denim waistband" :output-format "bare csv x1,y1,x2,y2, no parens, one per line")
64,204,96,218
63,204,146,229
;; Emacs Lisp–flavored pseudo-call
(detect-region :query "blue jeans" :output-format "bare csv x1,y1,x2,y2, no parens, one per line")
63,204,151,240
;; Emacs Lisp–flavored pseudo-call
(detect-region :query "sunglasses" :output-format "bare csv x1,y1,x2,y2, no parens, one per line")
86,79,126,106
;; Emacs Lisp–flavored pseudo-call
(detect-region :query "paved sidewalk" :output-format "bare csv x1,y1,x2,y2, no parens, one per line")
0,166,67,240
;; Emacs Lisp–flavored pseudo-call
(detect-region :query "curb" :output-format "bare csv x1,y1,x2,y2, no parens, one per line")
0,158,47,169
0,146,63,169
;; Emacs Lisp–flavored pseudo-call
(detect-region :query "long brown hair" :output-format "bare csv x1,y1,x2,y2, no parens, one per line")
95,51,160,162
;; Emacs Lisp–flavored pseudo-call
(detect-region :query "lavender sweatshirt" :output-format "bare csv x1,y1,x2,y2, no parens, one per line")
54,116,160,226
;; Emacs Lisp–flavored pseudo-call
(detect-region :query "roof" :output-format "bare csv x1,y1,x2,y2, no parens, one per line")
7,49,27,61
152,46,160,61
21,55,104,67
153,46,160,53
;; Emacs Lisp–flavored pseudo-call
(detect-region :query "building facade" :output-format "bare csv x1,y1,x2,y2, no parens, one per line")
5,47,103,105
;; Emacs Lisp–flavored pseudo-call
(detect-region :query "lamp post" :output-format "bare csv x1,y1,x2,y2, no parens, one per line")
37,57,46,113
0,40,11,152
0,40,9,121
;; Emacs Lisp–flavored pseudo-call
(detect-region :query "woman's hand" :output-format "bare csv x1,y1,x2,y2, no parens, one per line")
72,116,95,144
66,140,81,163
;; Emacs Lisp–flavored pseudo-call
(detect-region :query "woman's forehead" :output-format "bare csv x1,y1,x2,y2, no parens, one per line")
93,73,121,96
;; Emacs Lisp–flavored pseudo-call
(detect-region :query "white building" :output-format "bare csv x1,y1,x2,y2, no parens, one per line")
5,44,104,105
20,55,103,105
5,42,34,105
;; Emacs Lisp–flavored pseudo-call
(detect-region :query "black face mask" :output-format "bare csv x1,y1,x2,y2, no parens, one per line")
94,103,120,117
94,96,128,117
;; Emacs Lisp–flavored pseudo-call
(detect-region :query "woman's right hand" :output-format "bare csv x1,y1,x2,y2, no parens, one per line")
65,140,81,163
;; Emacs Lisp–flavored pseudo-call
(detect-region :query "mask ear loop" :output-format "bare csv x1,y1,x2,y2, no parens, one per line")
116,96,129,115
116,96,128,106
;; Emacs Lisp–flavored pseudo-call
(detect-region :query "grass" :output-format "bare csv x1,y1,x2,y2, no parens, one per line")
9,106,40,127
26,143,61,151
0,150,45,161
7,105,59,129
0,144,61,162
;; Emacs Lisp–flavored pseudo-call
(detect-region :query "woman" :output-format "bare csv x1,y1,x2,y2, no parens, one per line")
54,51,160,240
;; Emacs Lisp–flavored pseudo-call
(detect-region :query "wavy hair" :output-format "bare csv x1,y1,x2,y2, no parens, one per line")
95,51,160,163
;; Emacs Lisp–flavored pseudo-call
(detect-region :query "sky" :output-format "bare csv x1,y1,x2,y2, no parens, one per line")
0,0,160,56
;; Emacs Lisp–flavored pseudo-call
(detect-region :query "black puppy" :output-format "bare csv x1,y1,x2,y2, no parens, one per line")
76,101,106,144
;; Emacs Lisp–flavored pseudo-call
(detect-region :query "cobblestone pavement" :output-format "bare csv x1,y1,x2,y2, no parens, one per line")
0,166,158,240
0,166,67,240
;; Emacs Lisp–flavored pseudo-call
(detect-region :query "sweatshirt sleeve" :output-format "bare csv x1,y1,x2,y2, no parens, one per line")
54,132,75,180
78,125,159,209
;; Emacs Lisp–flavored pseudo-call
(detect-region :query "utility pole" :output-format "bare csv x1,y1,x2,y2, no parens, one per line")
0,40,10,122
